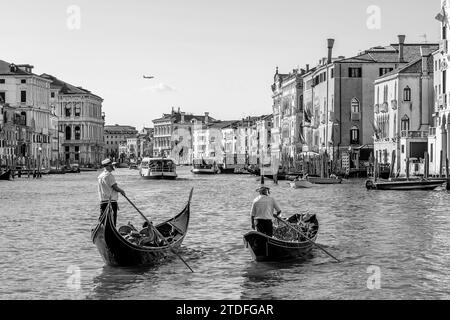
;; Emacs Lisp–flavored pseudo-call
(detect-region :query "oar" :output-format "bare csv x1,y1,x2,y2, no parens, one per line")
122,194,194,272
274,215,340,262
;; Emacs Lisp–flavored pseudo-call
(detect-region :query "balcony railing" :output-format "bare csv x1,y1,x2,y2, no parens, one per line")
380,102,389,113
400,130,428,139
429,127,436,137
374,104,379,114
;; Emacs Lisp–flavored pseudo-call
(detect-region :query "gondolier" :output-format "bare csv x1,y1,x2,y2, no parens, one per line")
98,158,126,226
250,185,282,237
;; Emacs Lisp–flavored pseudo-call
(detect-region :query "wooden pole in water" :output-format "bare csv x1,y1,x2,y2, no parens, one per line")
446,157,449,179
374,156,378,181
440,150,443,178
424,152,429,179
406,158,410,181
389,150,395,179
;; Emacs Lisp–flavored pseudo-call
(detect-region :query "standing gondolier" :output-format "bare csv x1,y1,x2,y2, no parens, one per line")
98,158,126,226
250,185,282,237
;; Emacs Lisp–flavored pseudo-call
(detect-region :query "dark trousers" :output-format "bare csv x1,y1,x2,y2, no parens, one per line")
256,219,273,237
100,201,118,226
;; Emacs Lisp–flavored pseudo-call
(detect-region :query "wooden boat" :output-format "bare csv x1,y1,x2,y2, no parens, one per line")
140,157,177,180
243,213,319,262
307,176,342,184
365,178,447,191
290,179,314,189
91,188,193,267
0,170,12,181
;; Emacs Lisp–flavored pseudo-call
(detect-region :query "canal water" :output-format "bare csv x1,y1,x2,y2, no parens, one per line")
1,167,450,300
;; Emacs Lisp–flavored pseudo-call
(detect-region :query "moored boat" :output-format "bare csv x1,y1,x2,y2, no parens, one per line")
91,188,193,267
365,178,447,191
290,179,314,189
140,157,177,180
307,176,342,184
243,213,319,262
0,169,12,181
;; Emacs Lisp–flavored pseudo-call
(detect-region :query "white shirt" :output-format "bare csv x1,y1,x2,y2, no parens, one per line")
251,195,281,220
98,170,118,202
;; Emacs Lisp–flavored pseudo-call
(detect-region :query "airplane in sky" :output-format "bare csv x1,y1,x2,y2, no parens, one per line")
143,75,154,79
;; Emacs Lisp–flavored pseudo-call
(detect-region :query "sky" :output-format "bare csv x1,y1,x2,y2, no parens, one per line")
0,0,442,129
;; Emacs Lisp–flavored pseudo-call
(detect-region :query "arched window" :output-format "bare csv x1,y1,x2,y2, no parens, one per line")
351,98,360,113
401,115,410,132
65,126,72,140
403,86,411,101
350,126,359,145
75,126,81,140
65,106,71,117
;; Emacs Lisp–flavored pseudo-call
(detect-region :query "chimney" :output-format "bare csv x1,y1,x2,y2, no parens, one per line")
327,39,335,64
181,112,185,123
306,64,310,72
420,47,429,74
300,68,306,75
398,35,406,63
171,106,174,115
204,112,209,124
177,107,180,113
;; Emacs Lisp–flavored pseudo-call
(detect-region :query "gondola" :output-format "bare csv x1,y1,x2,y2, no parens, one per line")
0,170,12,181
243,213,319,262
91,188,193,267
365,178,446,191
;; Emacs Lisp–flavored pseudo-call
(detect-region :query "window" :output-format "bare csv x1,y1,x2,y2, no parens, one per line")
0,79,5,84
0,92,5,103
75,107,81,117
401,145,405,154
351,98,360,113
65,107,71,117
331,69,334,78
350,126,359,144
403,86,411,101
431,144,434,162
75,146,79,161
21,91,26,103
349,67,362,78
401,115,410,131
65,126,72,140
379,68,394,76
444,70,447,94
51,92,55,98
75,126,81,140
21,79,26,84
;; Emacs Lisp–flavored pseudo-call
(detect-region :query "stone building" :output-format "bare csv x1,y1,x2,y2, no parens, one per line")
103,124,138,162
40,74,105,166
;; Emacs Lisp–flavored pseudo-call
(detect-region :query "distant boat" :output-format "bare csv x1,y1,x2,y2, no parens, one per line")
307,176,342,185
192,158,220,174
140,157,177,180
290,179,314,189
365,178,447,191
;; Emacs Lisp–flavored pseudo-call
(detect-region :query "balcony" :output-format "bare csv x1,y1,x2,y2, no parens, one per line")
351,112,360,121
380,102,389,113
391,100,398,110
374,104,379,114
429,127,436,137
400,130,428,139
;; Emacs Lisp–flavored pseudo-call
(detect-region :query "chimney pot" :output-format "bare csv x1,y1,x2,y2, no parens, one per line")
327,39,335,64
306,64,310,72
398,35,406,63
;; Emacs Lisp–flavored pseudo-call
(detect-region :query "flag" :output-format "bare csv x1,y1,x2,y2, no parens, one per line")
436,5,448,25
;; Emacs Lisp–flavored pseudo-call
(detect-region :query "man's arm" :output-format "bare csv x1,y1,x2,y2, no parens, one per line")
112,183,126,196
273,199,282,217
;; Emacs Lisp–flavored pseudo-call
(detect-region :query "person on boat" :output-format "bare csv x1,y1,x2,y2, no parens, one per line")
98,158,126,226
250,185,282,237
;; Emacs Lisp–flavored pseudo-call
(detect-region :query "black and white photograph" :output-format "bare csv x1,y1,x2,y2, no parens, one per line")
0,0,449,313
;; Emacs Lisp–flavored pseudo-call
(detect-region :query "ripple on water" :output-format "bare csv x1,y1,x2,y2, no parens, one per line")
1,168,450,299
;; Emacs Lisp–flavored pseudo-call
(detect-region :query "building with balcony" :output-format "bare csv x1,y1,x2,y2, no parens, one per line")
430,0,450,175
302,37,437,175
271,67,304,168
0,61,52,168
40,74,105,166
374,48,434,176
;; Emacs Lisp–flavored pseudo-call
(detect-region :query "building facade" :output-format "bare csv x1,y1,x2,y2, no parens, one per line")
40,74,105,166
104,125,137,162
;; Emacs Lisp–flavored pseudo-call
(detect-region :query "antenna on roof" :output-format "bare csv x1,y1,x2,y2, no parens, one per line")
419,34,428,43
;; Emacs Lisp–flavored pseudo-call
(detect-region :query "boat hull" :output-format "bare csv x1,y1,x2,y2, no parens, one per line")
192,169,217,174
243,232,317,262
91,195,191,267
141,171,177,180
307,177,342,184
0,170,11,181
290,180,314,188
366,179,446,190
